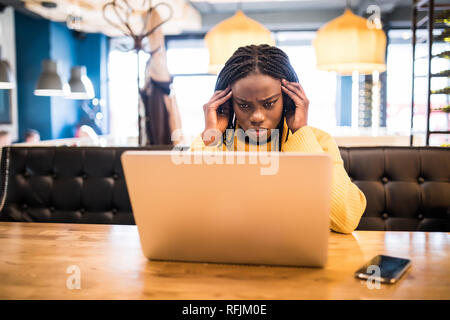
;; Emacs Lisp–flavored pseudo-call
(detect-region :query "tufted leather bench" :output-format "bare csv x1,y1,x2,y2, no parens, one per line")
0,146,173,225
0,146,449,231
340,147,449,231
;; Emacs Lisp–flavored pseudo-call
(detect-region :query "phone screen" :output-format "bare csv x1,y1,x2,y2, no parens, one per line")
355,255,411,283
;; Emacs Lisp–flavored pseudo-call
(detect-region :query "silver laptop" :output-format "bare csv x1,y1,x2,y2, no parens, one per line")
121,151,332,267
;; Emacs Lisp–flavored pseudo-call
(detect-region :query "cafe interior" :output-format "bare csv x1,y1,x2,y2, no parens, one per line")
0,0,449,301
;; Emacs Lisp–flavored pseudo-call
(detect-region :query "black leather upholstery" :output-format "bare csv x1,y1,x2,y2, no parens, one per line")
0,146,449,231
0,146,173,225
340,147,450,231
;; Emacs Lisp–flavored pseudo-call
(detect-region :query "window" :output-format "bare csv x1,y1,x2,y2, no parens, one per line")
276,31,337,133
387,29,449,145
165,32,338,144
108,41,149,140
111,30,449,145
166,38,216,144
386,30,414,136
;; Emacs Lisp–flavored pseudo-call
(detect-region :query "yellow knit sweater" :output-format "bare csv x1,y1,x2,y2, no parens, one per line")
190,121,367,234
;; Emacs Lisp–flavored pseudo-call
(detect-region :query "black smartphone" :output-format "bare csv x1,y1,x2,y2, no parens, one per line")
355,255,411,284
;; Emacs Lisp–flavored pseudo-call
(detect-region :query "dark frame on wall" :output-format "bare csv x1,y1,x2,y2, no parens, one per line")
0,89,11,124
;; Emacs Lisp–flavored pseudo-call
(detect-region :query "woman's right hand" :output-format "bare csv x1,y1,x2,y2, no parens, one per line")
202,87,232,146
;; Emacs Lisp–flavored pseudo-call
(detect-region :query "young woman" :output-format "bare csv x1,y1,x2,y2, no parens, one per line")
190,44,366,234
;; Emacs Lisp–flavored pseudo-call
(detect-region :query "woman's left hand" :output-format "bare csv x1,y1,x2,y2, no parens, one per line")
281,79,309,134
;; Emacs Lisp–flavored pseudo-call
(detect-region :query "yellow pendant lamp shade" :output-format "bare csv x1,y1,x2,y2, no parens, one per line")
313,9,387,75
205,10,275,74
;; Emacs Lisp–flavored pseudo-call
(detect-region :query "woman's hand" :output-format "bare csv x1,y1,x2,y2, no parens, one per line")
202,87,232,146
281,79,309,134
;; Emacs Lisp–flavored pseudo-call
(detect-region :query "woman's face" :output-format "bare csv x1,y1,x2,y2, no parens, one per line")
230,72,283,142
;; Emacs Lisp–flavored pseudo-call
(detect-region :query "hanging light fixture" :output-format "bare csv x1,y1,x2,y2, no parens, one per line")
67,66,95,100
313,7,387,135
205,10,275,74
34,59,70,96
313,8,386,75
0,46,15,90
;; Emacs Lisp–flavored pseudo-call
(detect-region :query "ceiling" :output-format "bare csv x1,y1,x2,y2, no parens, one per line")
189,0,412,15
191,0,416,32
0,0,202,36
0,0,419,36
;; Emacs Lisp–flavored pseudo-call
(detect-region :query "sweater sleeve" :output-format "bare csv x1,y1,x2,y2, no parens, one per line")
282,126,367,234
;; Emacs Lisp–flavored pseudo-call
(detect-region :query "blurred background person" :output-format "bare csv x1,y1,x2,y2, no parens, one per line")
74,124,99,146
0,131,12,147
24,129,40,143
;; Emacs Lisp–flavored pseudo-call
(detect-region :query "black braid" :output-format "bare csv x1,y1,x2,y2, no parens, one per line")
216,44,299,151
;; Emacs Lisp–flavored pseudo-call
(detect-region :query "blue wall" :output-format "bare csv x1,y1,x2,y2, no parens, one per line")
15,12,52,140
50,22,80,139
15,11,109,141
76,33,109,134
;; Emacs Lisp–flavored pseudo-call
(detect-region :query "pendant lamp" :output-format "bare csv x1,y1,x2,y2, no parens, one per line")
205,10,275,74
67,66,95,100
313,9,386,75
34,60,70,96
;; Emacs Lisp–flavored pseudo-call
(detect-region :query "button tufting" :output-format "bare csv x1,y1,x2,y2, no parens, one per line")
382,213,389,220
418,214,424,220
112,208,118,214
22,204,28,210
381,177,389,184
82,173,88,180
418,177,425,184
49,206,55,212
112,173,119,180
80,208,86,214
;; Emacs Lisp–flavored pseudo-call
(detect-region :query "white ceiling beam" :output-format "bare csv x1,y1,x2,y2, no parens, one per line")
21,0,202,36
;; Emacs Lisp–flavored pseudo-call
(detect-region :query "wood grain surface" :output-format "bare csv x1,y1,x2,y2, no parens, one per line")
0,222,448,299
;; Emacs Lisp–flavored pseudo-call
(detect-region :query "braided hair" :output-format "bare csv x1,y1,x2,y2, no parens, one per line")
215,44,299,150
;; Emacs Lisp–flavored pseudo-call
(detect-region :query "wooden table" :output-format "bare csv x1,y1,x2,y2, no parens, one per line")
0,222,448,299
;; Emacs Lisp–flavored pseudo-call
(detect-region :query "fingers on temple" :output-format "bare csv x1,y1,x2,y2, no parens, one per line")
213,86,231,98
282,82,306,104
210,90,232,110
281,84,300,102
216,90,232,104
282,80,302,95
